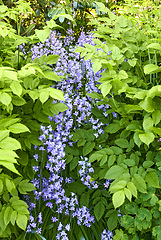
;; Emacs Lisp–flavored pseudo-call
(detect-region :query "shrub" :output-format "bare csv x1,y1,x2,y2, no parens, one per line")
0,1,67,238
76,1,161,239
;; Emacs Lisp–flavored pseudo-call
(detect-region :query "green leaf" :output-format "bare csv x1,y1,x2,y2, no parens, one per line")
52,103,68,113
121,215,134,230
112,47,123,61
139,132,155,146
143,116,153,131
5,178,15,193
107,212,118,231
12,96,26,106
137,208,152,221
144,64,160,74
124,159,135,167
145,172,160,188
147,85,161,99
153,226,161,239
80,193,89,207
94,201,105,221
143,161,154,168
105,165,125,179
18,180,36,194
124,188,132,202
10,82,22,97
151,127,161,136
133,173,147,193
0,178,3,194
12,205,29,215
70,156,79,171
49,88,64,101
128,59,137,67
117,15,128,28
133,132,142,147
43,71,61,81
112,190,125,208
4,206,13,225
110,146,123,155
100,155,108,166
0,137,21,150
134,90,147,99
0,5,8,12
9,123,30,134
89,153,104,162
77,139,86,147
139,97,155,112
127,182,137,198
83,142,95,156
99,83,112,97
0,92,11,106
147,43,161,51
92,61,102,73
110,180,127,192
0,130,10,142
0,162,20,175
3,70,18,81
35,28,50,43
118,70,128,79
16,213,28,230
0,150,18,160
113,229,128,240
108,154,116,167
39,91,49,104
152,110,161,126
105,123,121,133
45,55,59,64
115,138,129,148
10,211,17,225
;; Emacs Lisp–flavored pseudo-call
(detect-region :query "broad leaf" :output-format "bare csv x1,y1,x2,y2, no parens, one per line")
105,165,125,179
10,82,22,97
144,64,160,74
35,28,50,43
139,132,155,146
115,138,129,148
9,123,30,134
145,172,160,188
127,182,137,198
16,213,28,230
83,142,95,156
133,174,147,193
0,137,21,150
112,190,125,208
94,201,105,221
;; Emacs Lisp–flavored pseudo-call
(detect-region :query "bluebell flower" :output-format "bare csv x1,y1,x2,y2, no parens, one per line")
24,28,114,237
101,229,113,240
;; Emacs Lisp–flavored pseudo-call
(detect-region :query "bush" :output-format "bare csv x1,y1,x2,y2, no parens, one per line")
76,1,161,239
0,1,67,238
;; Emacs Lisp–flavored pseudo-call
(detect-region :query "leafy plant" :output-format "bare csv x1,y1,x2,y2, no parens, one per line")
75,1,161,238
0,1,69,238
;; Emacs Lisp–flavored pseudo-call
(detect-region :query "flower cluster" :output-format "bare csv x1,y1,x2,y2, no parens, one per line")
25,28,113,238
56,222,70,240
101,229,113,240
26,125,95,235
78,156,98,189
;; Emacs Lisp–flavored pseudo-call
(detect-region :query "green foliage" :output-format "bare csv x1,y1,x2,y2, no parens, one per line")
0,1,68,238
74,1,161,238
